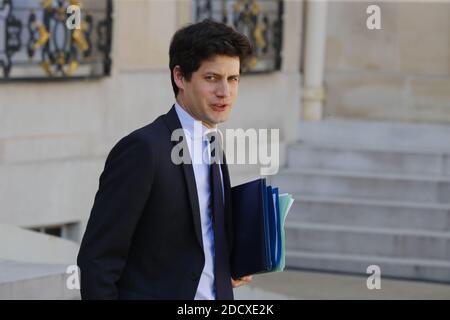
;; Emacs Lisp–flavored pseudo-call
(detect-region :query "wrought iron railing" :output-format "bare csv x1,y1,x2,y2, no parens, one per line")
196,0,283,73
0,0,112,81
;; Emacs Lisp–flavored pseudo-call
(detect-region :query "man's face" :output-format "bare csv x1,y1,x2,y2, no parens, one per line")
175,55,240,128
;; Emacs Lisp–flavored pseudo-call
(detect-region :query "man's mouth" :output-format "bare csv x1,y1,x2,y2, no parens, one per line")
211,104,229,112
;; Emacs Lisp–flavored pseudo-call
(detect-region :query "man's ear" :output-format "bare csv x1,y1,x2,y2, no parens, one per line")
173,66,185,92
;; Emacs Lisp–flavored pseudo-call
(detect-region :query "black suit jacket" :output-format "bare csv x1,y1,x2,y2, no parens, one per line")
77,106,234,299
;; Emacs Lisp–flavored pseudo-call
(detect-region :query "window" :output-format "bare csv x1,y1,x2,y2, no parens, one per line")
0,0,112,81
29,222,81,242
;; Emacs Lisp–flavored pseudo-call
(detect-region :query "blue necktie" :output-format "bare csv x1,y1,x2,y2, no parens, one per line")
208,132,233,300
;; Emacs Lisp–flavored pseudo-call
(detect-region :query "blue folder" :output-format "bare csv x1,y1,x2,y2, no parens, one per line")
272,187,282,268
231,178,271,278
231,178,286,279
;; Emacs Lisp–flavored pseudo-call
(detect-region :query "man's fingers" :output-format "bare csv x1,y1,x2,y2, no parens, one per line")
239,275,253,282
241,276,252,282
231,278,242,288
231,275,253,288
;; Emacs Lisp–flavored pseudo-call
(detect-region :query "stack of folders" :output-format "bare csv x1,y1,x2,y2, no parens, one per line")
230,178,294,279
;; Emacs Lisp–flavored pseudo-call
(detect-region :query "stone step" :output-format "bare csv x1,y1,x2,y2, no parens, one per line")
288,194,450,231
285,250,450,283
287,143,450,176
0,259,79,299
285,222,450,261
298,119,450,154
270,169,450,204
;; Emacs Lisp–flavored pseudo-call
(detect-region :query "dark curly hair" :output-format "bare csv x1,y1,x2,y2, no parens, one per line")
169,19,253,97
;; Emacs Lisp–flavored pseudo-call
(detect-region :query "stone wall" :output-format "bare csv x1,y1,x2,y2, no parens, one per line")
324,1,450,123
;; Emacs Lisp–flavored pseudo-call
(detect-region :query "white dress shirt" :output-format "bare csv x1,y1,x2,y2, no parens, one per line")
174,102,225,300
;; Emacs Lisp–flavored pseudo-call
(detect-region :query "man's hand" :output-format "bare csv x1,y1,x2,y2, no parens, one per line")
231,275,253,288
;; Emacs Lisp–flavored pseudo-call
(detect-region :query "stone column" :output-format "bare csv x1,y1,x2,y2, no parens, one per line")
303,0,328,121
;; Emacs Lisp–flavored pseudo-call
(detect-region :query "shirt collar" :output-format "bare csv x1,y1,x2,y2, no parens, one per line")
174,101,218,142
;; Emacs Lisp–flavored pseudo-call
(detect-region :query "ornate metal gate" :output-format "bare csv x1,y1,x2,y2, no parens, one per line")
196,0,283,73
0,0,112,81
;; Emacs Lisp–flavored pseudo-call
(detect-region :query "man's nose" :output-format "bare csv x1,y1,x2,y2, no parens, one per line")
215,80,231,98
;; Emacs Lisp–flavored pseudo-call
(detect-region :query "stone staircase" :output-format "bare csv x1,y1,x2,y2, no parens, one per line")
269,119,450,283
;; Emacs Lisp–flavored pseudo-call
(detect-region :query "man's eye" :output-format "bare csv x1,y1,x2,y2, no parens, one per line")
206,76,216,81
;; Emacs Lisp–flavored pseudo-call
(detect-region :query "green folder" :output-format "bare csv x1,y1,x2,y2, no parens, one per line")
274,193,294,272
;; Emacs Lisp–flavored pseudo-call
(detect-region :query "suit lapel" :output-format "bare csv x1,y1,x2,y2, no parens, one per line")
163,105,204,251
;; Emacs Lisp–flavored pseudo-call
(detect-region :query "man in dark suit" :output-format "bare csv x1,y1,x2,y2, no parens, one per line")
77,19,253,300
